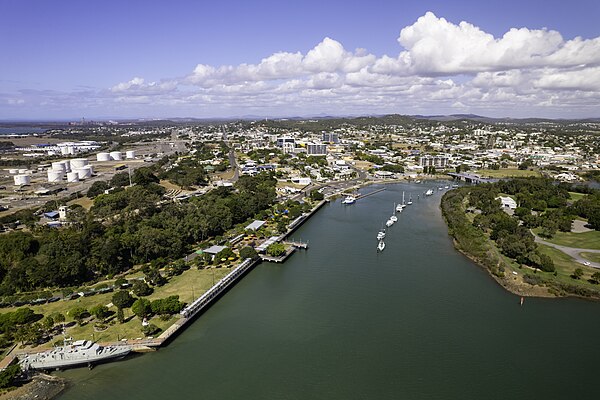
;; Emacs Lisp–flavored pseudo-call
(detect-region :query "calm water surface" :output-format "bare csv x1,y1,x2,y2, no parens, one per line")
58,182,600,400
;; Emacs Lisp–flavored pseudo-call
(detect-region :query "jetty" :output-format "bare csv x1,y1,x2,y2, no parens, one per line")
355,187,386,200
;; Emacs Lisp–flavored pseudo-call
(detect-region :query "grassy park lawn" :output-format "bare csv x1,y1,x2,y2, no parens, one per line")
537,245,599,285
568,192,587,202
8,267,232,348
476,169,541,178
536,229,600,250
581,253,600,263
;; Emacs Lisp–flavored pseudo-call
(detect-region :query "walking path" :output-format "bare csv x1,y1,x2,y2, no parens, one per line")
533,233,600,269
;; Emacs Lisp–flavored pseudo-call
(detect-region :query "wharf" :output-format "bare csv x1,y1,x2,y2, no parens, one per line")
281,199,327,240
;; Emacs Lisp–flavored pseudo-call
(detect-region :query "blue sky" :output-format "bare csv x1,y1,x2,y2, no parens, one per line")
1,0,599,119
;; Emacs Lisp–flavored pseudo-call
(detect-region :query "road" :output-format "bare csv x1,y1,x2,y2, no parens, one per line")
221,126,239,183
533,233,600,269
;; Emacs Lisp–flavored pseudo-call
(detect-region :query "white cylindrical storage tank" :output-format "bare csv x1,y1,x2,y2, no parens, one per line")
66,172,80,183
70,158,89,169
62,160,71,172
60,147,69,155
83,165,94,175
14,174,31,186
67,146,75,155
97,152,111,162
75,167,91,180
110,151,123,161
47,170,64,183
51,162,66,172
125,150,136,159
8,169,18,174
18,168,27,174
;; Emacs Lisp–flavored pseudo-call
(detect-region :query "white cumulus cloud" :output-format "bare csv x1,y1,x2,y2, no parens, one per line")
35,12,600,118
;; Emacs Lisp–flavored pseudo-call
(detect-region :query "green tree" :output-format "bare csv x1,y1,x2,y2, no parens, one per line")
538,253,555,272
132,167,159,186
131,298,152,319
141,323,160,337
591,271,600,284
42,315,54,331
0,364,21,389
110,172,130,188
310,190,324,201
49,312,65,328
132,280,153,296
239,246,258,260
90,304,109,321
112,290,134,309
69,307,89,325
87,181,110,198
573,268,584,279
266,243,286,257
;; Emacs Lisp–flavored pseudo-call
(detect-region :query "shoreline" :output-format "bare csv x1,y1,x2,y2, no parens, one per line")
0,373,68,400
1,197,330,400
440,188,600,301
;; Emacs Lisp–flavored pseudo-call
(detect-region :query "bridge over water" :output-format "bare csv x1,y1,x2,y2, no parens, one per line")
447,172,499,184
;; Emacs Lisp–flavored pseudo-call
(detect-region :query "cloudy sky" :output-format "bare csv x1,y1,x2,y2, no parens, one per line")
1,0,599,120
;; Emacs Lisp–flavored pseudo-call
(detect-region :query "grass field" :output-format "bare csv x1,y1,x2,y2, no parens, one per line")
536,245,599,283
67,196,94,210
475,169,541,178
535,229,600,250
8,267,232,348
159,179,184,193
568,192,587,202
581,252,600,263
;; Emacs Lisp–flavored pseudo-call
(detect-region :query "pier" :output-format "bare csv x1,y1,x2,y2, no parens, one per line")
355,187,386,200
284,240,309,249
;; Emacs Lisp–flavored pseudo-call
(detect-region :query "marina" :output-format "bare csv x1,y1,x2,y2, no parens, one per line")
57,181,600,400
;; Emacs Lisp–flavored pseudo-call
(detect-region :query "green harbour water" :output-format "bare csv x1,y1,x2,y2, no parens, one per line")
58,182,600,400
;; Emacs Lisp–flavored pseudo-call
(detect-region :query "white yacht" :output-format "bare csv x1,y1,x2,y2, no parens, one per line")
377,229,386,241
389,203,398,222
377,240,385,252
396,192,407,211
407,193,413,205
385,218,394,227
342,195,356,205
425,189,434,196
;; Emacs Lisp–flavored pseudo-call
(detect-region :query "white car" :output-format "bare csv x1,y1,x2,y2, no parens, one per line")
583,261,591,266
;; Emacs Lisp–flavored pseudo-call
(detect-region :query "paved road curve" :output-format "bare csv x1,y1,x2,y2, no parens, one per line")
533,232,600,269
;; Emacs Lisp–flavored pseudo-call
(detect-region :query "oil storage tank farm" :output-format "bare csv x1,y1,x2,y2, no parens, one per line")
51,161,67,173
75,166,92,180
13,174,31,186
47,170,64,183
97,152,111,161
70,158,89,169
66,171,80,183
